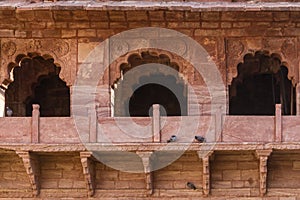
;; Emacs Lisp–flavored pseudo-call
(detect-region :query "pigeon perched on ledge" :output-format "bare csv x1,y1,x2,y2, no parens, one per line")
167,135,177,143
195,135,205,143
187,182,197,190
6,107,12,117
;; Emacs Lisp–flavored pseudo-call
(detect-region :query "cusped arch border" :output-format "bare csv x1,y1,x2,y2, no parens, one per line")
108,48,196,86
0,39,77,87
226,37,298,86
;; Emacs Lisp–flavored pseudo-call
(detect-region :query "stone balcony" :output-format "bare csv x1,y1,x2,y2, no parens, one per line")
0,104,298,147
1,104,300,198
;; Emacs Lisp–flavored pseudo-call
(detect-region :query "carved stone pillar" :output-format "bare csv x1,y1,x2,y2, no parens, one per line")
80,152,96,197
255,149,272,196
16,151,40,197
197,150,214,196
136,151,154,195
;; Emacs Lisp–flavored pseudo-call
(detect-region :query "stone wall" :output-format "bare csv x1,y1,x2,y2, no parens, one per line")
0,6,300,199
0,9,299,116
211,151,259,196
0,149,300,199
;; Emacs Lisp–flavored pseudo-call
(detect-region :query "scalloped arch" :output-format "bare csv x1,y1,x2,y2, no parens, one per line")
226,37,298,86
108,48,195,86
0,39,77,87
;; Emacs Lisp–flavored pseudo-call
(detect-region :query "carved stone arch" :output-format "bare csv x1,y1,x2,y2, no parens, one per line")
226,37,298,86
1,39,77,87
108,48,195,86
229,50,296,115
3,51,71,117
108,49,192,117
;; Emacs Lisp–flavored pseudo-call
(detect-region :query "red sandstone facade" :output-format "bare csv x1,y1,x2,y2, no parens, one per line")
1,0,300,199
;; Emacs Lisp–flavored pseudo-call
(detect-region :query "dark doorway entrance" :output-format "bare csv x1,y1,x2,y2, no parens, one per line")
229,51,295,115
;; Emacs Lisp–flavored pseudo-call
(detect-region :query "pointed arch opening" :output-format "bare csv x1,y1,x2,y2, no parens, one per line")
229,51,295,115
4,53,70,117
112,51,187,117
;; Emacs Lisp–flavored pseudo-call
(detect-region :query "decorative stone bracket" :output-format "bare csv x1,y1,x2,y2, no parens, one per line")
80,152,96,197
136,151,154,196
197,150,214,197
255,149,272,196
16,151,40,197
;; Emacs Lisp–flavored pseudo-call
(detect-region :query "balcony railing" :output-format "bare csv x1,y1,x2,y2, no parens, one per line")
0,104,298,144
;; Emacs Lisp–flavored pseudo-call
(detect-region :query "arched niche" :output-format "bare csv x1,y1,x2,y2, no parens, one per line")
229,50,295,115
0,39,77,87
110,50,189,117
108,48,201,87
226,37,298,86
3,53,70,117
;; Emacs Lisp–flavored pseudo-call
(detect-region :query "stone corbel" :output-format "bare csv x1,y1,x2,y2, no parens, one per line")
197,150,214,197
80,152,96,197
16,151,40,197
136,151,154,196
255,149,272,196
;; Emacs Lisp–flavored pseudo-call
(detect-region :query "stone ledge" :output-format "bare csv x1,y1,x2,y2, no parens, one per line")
0,1,300,11
0,142,300,152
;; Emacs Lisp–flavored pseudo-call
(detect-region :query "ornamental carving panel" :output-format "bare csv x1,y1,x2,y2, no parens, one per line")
0,39,77,86
226,37,298,85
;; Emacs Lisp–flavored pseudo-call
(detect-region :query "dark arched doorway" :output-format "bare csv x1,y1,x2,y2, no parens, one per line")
113,51,187,117
5,54,70,117
229,51,295,115
129,82,185,117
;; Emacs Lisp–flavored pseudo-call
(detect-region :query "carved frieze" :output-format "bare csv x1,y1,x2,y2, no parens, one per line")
0,39,77,86
226,37,298,85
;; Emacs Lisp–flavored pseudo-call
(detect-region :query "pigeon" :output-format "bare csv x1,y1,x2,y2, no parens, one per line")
167,135,177,143
6,107,12,117
195,135,205,143
187,182,197,190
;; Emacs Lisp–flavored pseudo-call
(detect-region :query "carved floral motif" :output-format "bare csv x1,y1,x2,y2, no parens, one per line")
2,41,16,56
226,37,298,85
0,39,77,86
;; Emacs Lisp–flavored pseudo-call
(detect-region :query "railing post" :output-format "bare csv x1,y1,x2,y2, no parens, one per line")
215,105,223,142
275,104,282,142
31,104,40,143
89,104,97,143
152,104,160,142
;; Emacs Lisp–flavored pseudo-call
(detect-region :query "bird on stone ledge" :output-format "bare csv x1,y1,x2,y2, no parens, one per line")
167,135,177,143
195,135,205,143
187,182,197,190
6,107,13,117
